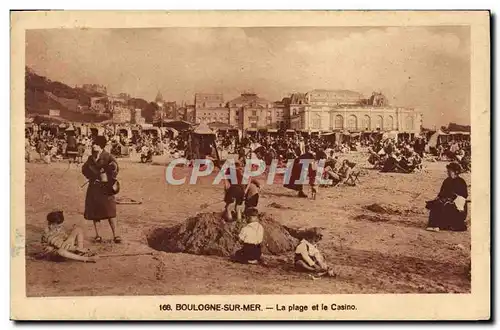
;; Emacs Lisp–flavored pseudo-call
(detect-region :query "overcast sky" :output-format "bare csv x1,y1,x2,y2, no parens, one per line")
26,26,470,126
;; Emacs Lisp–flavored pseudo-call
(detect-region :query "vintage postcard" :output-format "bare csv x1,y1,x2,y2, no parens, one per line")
11,10,490,320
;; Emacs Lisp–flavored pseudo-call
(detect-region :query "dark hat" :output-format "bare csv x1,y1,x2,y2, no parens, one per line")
47,210,64,224
306,227,324,242
94,135,107,149
446,162,462,174
245,207,259,217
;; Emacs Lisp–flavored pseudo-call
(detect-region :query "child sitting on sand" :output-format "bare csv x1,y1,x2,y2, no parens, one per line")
294,235,328,273
41,211,98,263
233,208,264,265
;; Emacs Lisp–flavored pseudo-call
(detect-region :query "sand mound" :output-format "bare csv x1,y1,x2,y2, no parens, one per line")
147,212,299,257
364,203,423,216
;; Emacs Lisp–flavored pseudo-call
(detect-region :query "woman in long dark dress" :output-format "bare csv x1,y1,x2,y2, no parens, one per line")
284,149,315,198
426,162,468,232
82,136,122,243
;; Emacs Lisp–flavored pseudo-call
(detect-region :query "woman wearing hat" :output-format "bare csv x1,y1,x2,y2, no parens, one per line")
82,135,122,243
426,162,468,232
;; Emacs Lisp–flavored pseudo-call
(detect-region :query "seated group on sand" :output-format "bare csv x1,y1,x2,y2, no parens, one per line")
368,145,423,173
321,158,358,187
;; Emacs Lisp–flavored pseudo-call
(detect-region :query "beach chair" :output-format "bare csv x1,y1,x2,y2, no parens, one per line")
345,170,361,186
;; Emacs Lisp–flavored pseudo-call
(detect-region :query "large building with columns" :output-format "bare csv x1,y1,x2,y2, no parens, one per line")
288,89,422,134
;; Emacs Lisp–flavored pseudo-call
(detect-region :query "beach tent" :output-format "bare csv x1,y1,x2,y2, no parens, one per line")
188,123,220,162
448,131,471,142
428,129,448,148
161,127,179,139
117,126,132,139
321,132,336,144
382,131,398,141
142,126,162,139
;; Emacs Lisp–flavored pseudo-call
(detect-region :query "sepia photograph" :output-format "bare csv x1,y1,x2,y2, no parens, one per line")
10,10,490,320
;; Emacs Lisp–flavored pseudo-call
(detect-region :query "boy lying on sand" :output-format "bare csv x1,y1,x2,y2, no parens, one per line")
41,211,98,263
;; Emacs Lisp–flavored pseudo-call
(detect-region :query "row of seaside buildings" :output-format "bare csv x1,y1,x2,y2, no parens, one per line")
191,90,422,134
80,83,422,134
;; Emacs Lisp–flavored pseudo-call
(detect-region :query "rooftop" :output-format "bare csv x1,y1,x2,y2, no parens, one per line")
228,93,272,107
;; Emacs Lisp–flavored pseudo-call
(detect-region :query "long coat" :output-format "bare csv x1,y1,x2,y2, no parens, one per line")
284,152,315,192
82,151,119,221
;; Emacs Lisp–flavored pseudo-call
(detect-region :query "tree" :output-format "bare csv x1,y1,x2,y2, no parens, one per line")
143,102,159,123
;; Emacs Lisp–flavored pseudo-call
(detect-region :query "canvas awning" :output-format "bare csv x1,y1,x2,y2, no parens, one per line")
246,128,257,132
193,123,215,135
267,129,278,133
32,114,68,124
99,119,115,125
285,129,295,133
208,121,233,130
161,120,193,131
448,131,470,135
165,127,179,134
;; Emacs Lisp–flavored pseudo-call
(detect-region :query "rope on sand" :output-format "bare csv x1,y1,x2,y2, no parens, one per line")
116,197,142,205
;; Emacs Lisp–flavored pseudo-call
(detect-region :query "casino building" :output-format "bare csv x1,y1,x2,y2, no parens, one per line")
287,89,422,134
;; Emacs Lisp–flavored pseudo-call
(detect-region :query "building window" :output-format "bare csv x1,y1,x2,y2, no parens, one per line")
334,115,344,129
312,119,321,129
386,115,395,130
363,115,371,130
252,110,257,116
406,116,414,130
374,115,384,130
250,122,257,128
347,115,357,130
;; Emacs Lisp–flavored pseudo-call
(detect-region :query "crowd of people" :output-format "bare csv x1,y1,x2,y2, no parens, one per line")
367,136,471,174
26,125,472,184
25,127,176,164
30,126,471,271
